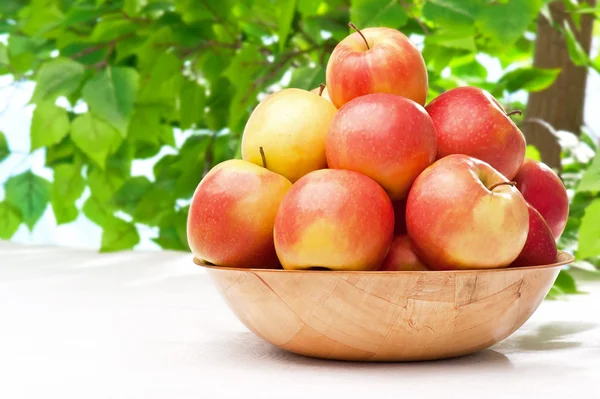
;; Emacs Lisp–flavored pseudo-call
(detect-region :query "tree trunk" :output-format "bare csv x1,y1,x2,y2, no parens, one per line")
524,0,596,169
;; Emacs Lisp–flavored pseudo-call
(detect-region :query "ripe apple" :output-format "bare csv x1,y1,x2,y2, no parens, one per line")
242,88,337,182
512,205,558,267
326,26,427,108
392,199,407,235
187,159,292,268
406,154,529,270
326,93,436,200
310,85,333,104
425,86,526,179
380,235,429,271
274,169,394,271
513,158,569,239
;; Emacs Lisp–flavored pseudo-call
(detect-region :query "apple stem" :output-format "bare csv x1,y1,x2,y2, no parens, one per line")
348,22,370,50
318,83,325,97
507,110,523,117
489,181,517,191
259,147,267,169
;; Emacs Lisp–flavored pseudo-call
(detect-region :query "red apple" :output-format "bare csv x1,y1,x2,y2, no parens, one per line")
274,169,394,271
392,199,407,235
187,160,292,268
326,26,427,108
513,158,569,239
326,93,437,200
512,205,558,267
380,235,429,271
425,87,526,179
406,155,529,270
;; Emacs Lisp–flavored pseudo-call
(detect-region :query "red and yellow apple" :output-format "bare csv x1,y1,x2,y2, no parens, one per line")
406,154,529,270
274,169,394,271
513,158,569,239
380,235,429,271
512,205,558,267
326,93,436,200
326,26,427,108
242,88,337,182
425,87,526,179
187,160,292,268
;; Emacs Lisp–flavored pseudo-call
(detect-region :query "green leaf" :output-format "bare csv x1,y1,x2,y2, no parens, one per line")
51,163,85,225
138,52,182,113
91,17,137,42
113,176,152,215
100,217,140,252
350,0,408,29
30,58,85,104
224,44,262,129
128,105,168,158
88,166,125,204
563,21,591,67
578,154,600,193
115,35,146,62
62,3,109,27
134,186,175,226
427,31,476,51
124,0,148,16
153,209,189,251
175,0,233,24
4,171,50,230
0,131,9,163
553,270,579,294
450,58,487,80
0,43,9,74
20,0,64,37
71,113,122,169
578,199,600,259
497,67,560,93
30,102,70,151
0,202,21,239
525,145,542,162
82,195,114,226
83,66,139,136
45,137,77,167
476,0,543,46
179,80,206,130
278,0,297,50
422,0,478,25
298,0,321,17
289,66,325,90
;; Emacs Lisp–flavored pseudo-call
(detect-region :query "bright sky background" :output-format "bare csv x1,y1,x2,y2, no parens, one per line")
1,39,599,251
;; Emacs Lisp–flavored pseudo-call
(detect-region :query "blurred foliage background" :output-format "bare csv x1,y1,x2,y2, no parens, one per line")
0,0,599,296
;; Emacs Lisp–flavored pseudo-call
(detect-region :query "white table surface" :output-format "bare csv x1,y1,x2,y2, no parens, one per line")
1,241,599,399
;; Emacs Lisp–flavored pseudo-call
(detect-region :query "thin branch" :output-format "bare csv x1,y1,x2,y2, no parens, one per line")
120,10,150,25
71,33,134,59
178,40,241,57
241,46,320,105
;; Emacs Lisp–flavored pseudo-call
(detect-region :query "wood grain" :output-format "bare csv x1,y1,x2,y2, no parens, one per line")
197,251,573,361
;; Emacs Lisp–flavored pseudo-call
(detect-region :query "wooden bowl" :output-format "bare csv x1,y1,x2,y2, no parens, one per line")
196,251,573,362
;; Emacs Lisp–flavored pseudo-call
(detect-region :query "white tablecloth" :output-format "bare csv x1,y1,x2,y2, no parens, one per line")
1,241,599,399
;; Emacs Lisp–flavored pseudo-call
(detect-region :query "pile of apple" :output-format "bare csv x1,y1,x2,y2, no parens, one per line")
187,25,569,272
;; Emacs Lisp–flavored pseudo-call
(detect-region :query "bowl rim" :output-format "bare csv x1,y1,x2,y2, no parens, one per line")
193,250,574,274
